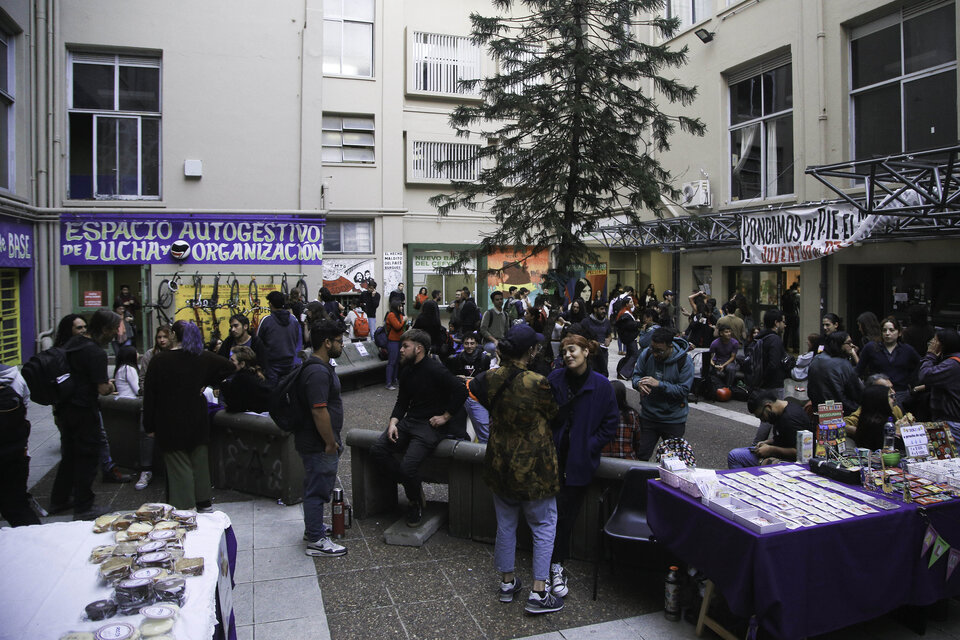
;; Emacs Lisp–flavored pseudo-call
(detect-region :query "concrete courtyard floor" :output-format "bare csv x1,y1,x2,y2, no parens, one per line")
10,348,960,639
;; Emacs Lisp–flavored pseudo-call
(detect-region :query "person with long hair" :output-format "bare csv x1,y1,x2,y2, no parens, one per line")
733,293,754,334
413,286,429,311
384,300,405,390
642,284,657,310
546,334,618,600
856,311,882,347
54,313,87,347
467,325,563,614
134,325,171,491
143,320,235,510
856,316,919,400
821,313,843,337
848,384,897,451
413,299,445,356
808,331,863,414
219,345,271,414
614,297,641,358
113,346,140,399
918,329,960,424
139,325,171,385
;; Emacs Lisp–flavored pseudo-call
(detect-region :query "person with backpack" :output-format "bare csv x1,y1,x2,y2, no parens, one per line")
143,321,235,511
746,310,795,397
344,302,370,342
258,291,303,386
47,309,123,519
0,364,40,526
360,280,382,337
296,318,349,557
480,290,509,358
466,324,563,615
631,327,695,461
384,301,406,390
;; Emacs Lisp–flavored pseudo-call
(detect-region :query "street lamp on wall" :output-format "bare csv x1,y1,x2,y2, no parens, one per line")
694,28,715,43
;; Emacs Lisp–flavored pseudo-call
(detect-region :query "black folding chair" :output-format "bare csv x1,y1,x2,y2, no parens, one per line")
593,466,660,600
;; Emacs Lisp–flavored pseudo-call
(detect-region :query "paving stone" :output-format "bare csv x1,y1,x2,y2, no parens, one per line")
254,518,305,549
254,575,323,624
382,561,453,605
233,549,252,584
315,567,393,615
256,615,331,640
397,597,485,640
324,606,407,640
253,544,317,581
233,582,253,626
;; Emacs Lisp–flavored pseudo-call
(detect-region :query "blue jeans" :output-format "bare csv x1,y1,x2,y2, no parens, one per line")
727,447,761,468
492,493,557,582
300,450,340,541
368,317,377,337
386,340,401,385
464,397,490,443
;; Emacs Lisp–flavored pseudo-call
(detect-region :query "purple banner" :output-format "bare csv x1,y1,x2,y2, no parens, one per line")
0,217,35,268
60,214,324,265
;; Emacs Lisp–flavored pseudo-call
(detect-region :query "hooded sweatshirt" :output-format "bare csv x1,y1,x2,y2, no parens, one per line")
256,308,302,381
631,336,694,424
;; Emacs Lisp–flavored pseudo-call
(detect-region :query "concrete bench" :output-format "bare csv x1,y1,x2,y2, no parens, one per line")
299,339,387,391
346,428,659,561
98,396,304,505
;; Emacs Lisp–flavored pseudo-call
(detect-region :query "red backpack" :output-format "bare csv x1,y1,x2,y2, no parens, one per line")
353,309,370,338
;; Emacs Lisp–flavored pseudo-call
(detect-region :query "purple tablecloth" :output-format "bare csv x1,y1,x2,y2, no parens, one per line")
910,498,960,606
647,473,918,639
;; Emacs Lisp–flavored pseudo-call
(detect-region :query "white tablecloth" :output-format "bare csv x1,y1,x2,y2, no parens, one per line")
0,511,232,640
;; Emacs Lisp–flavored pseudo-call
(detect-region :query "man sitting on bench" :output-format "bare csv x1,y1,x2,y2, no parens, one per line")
369,329,467,526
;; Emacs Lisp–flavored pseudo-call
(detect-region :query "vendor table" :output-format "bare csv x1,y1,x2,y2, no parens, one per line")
0,511,237,640
647,470,960,640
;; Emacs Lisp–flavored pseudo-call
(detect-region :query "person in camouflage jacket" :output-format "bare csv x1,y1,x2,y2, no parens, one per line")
467,324,564,614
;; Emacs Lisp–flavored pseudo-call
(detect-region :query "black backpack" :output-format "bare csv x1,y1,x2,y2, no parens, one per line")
268,361,320,432
373,325,388,350
21,346,76,406
743,335,766,390
0,384,29,455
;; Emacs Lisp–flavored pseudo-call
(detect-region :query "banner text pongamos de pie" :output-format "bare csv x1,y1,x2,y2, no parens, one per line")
740,204,887,265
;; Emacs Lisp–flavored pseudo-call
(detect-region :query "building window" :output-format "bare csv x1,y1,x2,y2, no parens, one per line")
666,0,711,31
410,140,481,182
412,251,476,305
412,32,481,96
323,0,374,77
68,52,161,200
323,220,373,253
728,60,793,201
850,2,957,159
322,115,375,163
0,32,14,191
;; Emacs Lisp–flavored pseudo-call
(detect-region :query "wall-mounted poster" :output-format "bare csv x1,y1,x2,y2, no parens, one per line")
323,258,375,294
486,248,549,292
383,251,403,297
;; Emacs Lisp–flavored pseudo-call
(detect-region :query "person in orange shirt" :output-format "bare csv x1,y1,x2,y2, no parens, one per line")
385,301,406,390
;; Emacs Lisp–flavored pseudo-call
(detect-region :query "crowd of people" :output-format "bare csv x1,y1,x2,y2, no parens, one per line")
2,278,959,618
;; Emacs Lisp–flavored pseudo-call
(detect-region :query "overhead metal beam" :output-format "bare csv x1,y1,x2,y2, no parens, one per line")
595,145,960,250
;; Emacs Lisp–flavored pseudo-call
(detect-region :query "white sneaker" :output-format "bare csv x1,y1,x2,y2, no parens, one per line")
135,471,153,491
550,562,569,597
305,536,347,557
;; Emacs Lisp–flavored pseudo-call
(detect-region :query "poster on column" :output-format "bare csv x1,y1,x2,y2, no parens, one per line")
323,259,375,294
740,203,889,265
487,248,548,292
383,252,403,299
564,263,607,304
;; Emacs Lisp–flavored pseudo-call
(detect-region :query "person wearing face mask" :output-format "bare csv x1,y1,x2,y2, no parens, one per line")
546,334,618,600
631,327,695,461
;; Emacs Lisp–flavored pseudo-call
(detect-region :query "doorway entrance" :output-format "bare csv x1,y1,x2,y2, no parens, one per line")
70,265,148,350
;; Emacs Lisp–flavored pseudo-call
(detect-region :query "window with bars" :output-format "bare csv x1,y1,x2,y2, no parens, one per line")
0,32,13,192
410,140,481,182
322,220,373,253
728,59,794,201
412,32,482,96
322,115,375,163
323,0,374,77
68,52,161,200
849,2,957,159
0,269,20,365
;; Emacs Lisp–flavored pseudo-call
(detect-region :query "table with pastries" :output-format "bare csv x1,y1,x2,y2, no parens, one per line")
647,465,960,640
0,508,237,640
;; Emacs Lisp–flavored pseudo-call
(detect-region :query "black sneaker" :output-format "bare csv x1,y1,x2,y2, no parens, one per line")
406,502,423,527
524,590,564,615
499,578,523,603
73,504,108,521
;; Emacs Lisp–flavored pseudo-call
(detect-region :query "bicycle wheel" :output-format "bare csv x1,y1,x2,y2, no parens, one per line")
229,273,240,308
295,278,308,301
248,277,260,308
157,279,173,310
280,273,289,296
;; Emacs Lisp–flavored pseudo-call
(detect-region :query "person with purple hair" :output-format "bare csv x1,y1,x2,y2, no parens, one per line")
143,320,235,510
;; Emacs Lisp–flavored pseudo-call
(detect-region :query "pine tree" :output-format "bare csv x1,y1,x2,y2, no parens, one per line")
429,0,705,276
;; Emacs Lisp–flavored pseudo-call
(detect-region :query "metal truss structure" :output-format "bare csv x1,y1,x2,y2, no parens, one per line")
596,144,960,250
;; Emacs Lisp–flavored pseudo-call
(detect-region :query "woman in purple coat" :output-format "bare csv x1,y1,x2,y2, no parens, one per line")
546,334,618,600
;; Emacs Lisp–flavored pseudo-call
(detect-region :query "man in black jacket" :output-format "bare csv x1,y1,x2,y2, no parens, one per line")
446,332,492,441
752,309,795,398
370,329,467,526
218,313,266,364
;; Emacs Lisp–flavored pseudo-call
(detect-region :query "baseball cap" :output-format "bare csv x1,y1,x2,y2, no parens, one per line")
663,290,675,298
505,324,544,351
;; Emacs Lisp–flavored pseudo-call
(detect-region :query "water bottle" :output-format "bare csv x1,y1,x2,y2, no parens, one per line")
664,565,682,621
883,417,896,451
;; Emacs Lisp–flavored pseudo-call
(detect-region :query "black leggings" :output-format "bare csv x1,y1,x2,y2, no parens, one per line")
551,483,589,564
